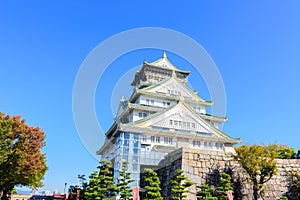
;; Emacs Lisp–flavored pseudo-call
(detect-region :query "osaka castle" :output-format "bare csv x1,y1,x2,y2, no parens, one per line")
97,52,240,190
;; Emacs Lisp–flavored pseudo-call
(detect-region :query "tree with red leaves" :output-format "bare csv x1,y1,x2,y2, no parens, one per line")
0,112,47,200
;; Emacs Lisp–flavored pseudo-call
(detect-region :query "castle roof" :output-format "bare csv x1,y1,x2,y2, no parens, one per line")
120,101,239,142
129,76,213,107
131,52,190,87
144,51,190,74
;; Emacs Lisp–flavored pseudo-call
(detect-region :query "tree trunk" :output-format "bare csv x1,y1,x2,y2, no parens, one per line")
253,185,258,200
1,188,12,200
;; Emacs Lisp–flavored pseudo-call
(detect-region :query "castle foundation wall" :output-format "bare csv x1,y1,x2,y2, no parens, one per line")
157,147,300,200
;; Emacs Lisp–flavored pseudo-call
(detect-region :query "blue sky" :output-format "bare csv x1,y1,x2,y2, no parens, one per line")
1,1,300,193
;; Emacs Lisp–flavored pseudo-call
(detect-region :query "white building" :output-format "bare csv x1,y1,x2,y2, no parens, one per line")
97,52,241,195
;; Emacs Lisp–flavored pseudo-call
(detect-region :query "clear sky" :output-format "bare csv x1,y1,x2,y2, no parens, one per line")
1,0,300,193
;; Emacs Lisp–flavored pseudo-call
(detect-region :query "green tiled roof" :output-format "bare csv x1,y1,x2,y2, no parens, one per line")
120,101,238,142
131,76,214,107
120,125,241,144
145,52,191,74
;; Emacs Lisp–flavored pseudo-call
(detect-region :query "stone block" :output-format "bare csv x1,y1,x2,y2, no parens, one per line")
193,153,198,160
196,161,202,168
187,173,201,184
189,160,197,167
188,166,193,174
194,167,199,175
183,165,189,172
183,152,189,159
182,159,188,166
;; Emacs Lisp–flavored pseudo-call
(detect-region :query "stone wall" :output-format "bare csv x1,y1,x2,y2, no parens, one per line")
157,147,300,200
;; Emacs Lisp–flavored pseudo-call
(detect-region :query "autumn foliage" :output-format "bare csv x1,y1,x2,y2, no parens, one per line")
0,112,47,200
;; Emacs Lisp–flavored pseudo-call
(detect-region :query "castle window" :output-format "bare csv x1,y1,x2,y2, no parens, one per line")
150,99,154,105
151,136,155,143
124,133,130,139
146,99,149,105
142,135,147,142
169,120,173,125
133,156,139,162
122,155,129,160
164,137,173,144
192,140,202,148
150,136,160,143
156,136,160,143
123,147,129,154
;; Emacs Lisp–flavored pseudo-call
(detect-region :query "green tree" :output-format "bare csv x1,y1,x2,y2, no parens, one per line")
85,160,118,200
143,168,163,200
84,171,101,200
117,162,134,200
11,188,17,195
170,169,193,200
216,173,233,200
196,184,217,200
68,185,80,200
78,174,88,200
297,150,300,159
233,145,277,200
68,174,87,200
268,144,296,159
0,113,47,200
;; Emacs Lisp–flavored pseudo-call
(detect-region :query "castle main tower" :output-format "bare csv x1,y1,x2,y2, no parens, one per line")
97,52,240,198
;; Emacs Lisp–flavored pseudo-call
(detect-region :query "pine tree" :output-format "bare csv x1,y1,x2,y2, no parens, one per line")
216,173,234,200
85,160,119,200
117,162,134,200
85,171,101,200
143,168,163,200
196,184,217,200
170,169,194,200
